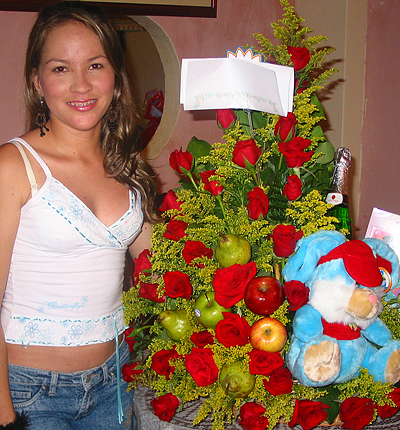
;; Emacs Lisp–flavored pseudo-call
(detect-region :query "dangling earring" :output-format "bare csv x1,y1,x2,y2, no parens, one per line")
107,108,117,132
35,98,49,137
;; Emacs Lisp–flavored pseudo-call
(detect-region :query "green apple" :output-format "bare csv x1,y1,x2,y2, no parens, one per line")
158,309,191,341
219,361,255,398
194,291,231,329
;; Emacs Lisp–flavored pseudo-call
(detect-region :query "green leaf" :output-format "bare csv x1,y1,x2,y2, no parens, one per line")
310,125,326,139
251,111,269,128
187,136,212,159
317,385,341,424
314,140,335,164
310,93,326,119
234,110,252,136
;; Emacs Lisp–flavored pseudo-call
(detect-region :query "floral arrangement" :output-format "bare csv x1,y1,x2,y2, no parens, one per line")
122,1,400,429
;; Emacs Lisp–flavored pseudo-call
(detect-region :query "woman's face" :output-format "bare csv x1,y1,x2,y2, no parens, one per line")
33,21,115,135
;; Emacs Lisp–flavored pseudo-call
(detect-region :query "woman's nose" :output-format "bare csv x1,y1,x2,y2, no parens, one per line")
70,71,92,93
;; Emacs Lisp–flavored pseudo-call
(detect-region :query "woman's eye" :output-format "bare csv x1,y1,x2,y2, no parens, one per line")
90,63,103,70
53,66,67,73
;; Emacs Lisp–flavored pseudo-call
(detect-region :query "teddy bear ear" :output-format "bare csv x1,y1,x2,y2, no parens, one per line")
363,237,400,288
282,230,346,284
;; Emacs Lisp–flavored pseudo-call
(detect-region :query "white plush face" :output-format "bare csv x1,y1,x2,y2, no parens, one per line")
308,277,383,329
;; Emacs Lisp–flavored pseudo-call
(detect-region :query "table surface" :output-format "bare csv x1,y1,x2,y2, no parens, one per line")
134,385,400,430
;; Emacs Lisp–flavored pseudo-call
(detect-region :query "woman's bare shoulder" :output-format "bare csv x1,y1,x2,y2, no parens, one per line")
0,141,32,204
0,141,25,168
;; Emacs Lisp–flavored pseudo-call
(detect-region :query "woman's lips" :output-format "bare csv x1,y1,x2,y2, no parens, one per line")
67,99,97,110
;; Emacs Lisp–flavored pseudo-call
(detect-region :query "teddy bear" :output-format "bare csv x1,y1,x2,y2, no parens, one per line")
282,229,400,387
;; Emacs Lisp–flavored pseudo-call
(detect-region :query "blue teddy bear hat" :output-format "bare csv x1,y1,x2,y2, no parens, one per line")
282,229,400,387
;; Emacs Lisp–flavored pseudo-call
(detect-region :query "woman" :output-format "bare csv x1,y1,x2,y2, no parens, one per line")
0,1,158,428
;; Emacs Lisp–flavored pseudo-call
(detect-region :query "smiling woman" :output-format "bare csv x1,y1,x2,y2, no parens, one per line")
33,22,116,134
0,1,159,429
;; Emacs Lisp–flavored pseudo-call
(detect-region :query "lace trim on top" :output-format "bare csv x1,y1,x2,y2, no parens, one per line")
41,178,140,248
5,306,125,347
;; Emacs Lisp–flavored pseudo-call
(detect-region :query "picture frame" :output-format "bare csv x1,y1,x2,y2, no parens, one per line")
0,0,217,17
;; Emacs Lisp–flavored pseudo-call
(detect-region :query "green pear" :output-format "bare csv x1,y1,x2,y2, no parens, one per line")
158,309,191,341
215,233,251,267
219,361,255,398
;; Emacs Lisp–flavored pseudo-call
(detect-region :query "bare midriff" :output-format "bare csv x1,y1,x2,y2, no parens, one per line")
7,334,123,372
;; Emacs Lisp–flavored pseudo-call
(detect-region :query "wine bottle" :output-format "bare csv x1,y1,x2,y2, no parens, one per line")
326,147,352,239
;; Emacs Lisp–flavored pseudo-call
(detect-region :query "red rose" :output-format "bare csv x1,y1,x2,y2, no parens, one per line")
289,399,329,430
283,175,302,201
217,109,236,129
340,397,376,430
122,361,144,382
182,240,213,267
158,190,182,213
133,249,152,283
278,137,313,168
232,139,261,168
150,393,179,422
212,262,257,308
163,271,193,300
190,330,214,347
377,388,400,419
124,325,137,352
185,348,219,386
247,187,269,220
215,313,250,347
263,366,293,396
169,148,193,174
238,402,269,430
274,112,297,142
248,350,284,376
151,348,181,380
271,224,303,258
284,280,309,311
138,281,165,303
200,170,224,196
287,46,310,71
164,219,188,241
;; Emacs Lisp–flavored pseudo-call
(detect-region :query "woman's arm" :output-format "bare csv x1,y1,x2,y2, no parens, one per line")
128,221,152,260
0,144,30,425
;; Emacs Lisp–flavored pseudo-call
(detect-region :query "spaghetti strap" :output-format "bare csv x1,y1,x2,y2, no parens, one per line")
10,140,39,196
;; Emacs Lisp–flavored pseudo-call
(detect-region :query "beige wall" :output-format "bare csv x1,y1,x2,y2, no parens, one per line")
0,11,36,137
295,0,367,238
358,0,400,236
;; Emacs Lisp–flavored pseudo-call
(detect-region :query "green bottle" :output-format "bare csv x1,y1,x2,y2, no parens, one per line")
326,147,352,239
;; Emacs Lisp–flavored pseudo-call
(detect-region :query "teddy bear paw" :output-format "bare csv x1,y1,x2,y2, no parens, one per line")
303,340,341,383
385,349,400,384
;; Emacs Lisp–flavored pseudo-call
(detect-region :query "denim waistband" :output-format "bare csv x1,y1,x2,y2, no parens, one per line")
8,339,129,393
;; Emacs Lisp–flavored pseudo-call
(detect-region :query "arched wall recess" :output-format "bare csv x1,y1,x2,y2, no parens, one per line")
129,15,180,160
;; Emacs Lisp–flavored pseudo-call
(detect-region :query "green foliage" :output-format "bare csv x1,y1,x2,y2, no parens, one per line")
337,368,395,405
380,300,400,340
120,1,388,429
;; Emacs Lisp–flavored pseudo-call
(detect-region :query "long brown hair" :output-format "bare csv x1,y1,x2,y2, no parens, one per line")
24,1,159,223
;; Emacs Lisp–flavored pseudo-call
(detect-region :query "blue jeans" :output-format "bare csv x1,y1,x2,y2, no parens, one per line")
9,340,136,429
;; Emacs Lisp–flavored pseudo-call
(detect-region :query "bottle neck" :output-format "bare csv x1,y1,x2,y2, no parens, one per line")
330,147,351,195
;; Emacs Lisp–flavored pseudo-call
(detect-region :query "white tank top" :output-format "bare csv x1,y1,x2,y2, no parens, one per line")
1,138,144,347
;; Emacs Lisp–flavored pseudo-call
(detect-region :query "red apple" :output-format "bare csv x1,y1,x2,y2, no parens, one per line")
244,276,284,315
250,317,287,352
